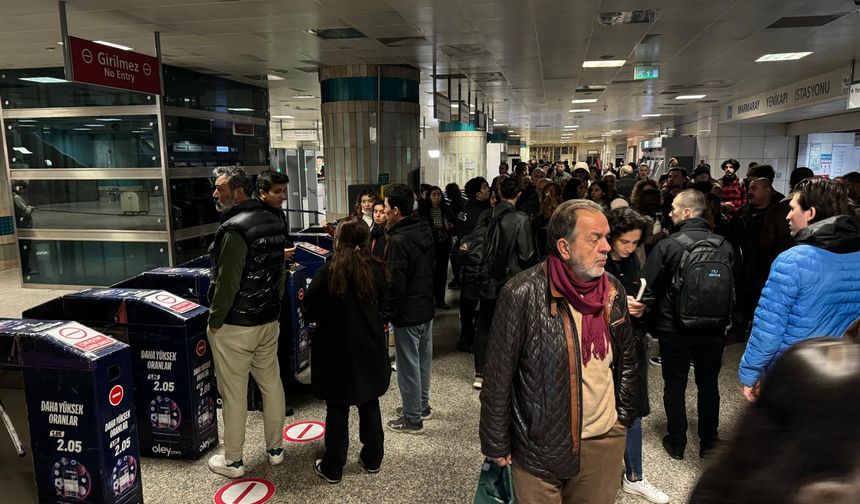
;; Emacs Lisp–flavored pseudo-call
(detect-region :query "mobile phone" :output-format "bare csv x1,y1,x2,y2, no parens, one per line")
635,279,647,301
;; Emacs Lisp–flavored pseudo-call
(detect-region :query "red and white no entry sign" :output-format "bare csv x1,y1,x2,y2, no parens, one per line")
213,478,275,504
283,421,325,443
109,385,124,406
196,339,207,357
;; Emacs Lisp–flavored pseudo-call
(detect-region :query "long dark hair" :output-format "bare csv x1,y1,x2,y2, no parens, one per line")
352,189,378,217
328,218,376,300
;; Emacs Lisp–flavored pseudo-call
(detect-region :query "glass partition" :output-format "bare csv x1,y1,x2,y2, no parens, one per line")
165,116,268,168
0,68,154,108
23,239,168,285
13,179,165,231
173,234,215,266
162,65,268,119
170,177,219,230
6,116,160,168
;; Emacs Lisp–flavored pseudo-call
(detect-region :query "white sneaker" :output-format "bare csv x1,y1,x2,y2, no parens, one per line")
267,447,284,465
208,454,245,479
622,475,669,504
472,376,483,390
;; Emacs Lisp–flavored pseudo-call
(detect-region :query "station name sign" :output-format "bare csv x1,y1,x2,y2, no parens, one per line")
724,67,850,122
67,36,161,95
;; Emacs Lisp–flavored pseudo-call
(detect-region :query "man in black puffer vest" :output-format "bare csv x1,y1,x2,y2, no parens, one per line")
206,167,287,479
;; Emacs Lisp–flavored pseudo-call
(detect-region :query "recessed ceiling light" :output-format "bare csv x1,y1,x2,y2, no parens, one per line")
569,108,591,113
563,125,578,129
18,77,67,84
507,130,514,133
94,40,133,51
675,95,706,100
272,115,295,119
73,128,92,131
227,107,254,112
82,124,105,127
755,52,812,62
266,74,285,81
582,60,626,68
571,98,598,104
642,113,662,117
292,95,316,99
95,118,122,121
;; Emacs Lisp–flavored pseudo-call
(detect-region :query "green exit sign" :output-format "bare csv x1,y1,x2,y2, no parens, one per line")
634,65,660,80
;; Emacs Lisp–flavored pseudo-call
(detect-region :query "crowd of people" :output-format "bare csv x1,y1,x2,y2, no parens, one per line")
202,160,860,503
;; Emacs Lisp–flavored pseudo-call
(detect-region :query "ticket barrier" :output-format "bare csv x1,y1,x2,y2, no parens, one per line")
290,227,333,250
178,256,211,268
112,268,264,412
23,289,217,460
294,242,332,282
0,319,143,504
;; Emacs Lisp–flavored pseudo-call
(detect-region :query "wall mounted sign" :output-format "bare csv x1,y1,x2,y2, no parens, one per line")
232,123,255,136
67,36,161,95
281,129,317,141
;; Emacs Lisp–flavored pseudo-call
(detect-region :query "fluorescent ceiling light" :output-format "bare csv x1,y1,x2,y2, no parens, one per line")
610,129,623,133
94,40,133,51
494,123,507,126
451,103,459,108
266,74,285,81
588,139,603,143
582,60,626,68
18,77,67,84
571,99,598,104
569,108,591,113
563,125,579,129
272,115,295,119
227,107,254,112
642,113,662,117
755,52,812,62
73,128,92,131
18,119,38,123
83,124,105,127
507,130,514,133
95,118,122,121
675,95,706,100
428,149,440,159
292,95,316,99
12,147,33,154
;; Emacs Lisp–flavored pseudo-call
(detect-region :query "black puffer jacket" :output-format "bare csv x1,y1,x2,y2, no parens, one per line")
383,216,435,327
480,261,638,480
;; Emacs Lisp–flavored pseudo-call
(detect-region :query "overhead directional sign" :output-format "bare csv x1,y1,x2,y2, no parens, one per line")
67,36,161,95
634,65,660,80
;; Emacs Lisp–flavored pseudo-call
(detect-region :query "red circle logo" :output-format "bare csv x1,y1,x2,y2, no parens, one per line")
155,293,177,304
109,385,124,406
196,339,206,357
298,288,305,301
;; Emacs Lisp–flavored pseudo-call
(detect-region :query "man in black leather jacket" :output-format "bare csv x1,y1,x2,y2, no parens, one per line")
480,199,637,503
644,189,735,461
469,178,536,390
456,177,492,352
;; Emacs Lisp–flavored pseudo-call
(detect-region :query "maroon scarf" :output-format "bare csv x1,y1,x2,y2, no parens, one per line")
548,255,611,366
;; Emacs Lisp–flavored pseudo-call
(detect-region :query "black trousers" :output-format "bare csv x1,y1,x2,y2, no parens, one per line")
450,240,461,284
657,330,724,449
459,296,480,347
474,297,497,375
433,241,450,304
320,398,384,478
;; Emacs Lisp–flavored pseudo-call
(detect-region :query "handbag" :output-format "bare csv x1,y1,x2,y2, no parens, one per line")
473,458,515,504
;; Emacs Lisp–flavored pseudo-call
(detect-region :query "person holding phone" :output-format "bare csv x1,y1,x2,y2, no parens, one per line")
606,208,669,504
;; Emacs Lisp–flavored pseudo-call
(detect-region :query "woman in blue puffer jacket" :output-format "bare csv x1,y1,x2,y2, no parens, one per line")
739,178,860,401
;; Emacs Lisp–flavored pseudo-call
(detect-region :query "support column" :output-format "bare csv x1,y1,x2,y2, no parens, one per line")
438,121,487,188
319,65,420,219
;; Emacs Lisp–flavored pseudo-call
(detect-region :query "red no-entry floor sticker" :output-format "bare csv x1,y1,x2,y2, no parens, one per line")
283,421,325,443
213,478,275,504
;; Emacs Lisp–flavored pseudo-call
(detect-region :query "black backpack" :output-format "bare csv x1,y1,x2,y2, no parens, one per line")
670,234,734,329
455,207,512,298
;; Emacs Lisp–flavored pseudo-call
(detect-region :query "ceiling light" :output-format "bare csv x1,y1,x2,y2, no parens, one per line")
569,108,591,113
494,123,507,126
73,128,92,131
292,95,316,99
507,130,514,133
94,40,133,51
18,119,38,123
675,95,706,100
95,118,122,121
588,139,603,143
642,113,662,117
83,124,105,127
12,147,33,154
755,52,812,62
451,103,459,108
18,77,67,84
272,115,295,119
582,60,626,68
266,74,285,81
610,129,623,133
571,99,598,104
227,107,254,112
563,126,578,129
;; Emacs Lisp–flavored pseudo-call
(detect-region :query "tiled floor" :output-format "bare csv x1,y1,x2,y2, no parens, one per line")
0,266,748,503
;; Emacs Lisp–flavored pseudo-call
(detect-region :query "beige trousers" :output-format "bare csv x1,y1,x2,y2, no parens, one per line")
511,421,628,504
209,320,285,461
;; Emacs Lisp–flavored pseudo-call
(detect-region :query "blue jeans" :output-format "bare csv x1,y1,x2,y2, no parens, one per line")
394,320,433,424
624,417,643,480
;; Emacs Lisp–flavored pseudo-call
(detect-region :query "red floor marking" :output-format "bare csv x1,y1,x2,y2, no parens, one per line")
297,424,313,439
233,481,256,504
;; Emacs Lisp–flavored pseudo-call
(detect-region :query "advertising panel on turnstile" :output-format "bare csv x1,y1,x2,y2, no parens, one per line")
23,289,218,460
0,319,143,504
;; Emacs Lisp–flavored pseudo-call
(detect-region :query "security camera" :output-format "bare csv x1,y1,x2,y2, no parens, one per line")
603,104,608,111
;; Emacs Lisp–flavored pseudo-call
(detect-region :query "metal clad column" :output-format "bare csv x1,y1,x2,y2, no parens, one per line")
439,120,487,188
319,65,420,219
